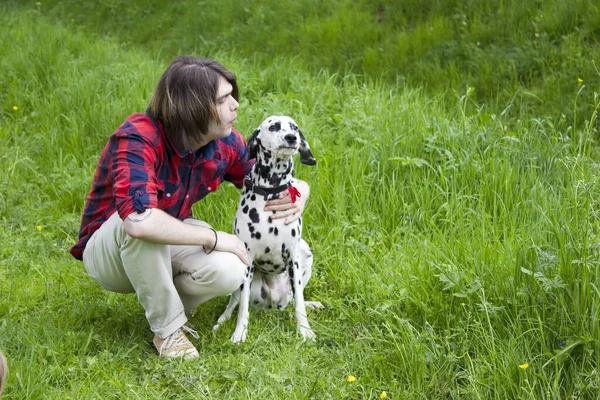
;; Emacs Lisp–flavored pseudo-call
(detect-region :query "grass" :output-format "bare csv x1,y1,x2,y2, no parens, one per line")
9,0,600,127
1,1,600,399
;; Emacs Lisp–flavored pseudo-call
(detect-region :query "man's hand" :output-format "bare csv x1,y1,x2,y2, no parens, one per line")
214,231,250,266
264,180,310,224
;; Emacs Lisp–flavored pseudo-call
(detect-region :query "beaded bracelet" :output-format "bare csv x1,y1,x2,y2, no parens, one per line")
205,227,218,254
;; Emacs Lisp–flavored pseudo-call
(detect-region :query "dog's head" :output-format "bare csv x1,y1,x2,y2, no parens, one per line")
247,116,316,165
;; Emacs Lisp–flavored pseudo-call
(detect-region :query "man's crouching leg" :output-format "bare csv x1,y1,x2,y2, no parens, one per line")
82,212,198,359
171,218,247,312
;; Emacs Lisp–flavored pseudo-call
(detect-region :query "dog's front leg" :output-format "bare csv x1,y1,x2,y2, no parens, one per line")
213,288,241,331
290,257,316,341
231,266,254,343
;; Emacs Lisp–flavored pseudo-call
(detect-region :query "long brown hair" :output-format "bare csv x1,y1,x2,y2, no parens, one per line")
146,56,239,151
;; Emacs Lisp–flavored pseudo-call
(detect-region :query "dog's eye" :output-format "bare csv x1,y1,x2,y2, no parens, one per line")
268,122,281,132
290,123,299,132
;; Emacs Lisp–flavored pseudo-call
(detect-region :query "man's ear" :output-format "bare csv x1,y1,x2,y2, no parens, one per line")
247,129,260,159
298,130,316,165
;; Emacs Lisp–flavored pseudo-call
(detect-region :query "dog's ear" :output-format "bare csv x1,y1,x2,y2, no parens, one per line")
247,128,260,159
298,129,316,165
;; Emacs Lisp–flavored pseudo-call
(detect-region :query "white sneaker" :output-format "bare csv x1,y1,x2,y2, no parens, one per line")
153,326,199,359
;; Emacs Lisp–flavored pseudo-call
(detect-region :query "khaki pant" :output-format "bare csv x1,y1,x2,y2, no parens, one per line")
82,212,246,338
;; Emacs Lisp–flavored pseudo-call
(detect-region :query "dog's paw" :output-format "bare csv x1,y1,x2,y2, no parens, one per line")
300,326,317,342
305,301,324,310
231,328,248,343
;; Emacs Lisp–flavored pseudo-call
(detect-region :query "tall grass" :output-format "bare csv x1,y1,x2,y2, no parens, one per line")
10,0,600,127
0,2,599,399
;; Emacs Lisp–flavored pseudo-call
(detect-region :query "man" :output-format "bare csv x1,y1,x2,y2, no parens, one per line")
70,56,310,359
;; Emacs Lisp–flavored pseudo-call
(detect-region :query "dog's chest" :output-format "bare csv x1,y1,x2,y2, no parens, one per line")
234,189,301,274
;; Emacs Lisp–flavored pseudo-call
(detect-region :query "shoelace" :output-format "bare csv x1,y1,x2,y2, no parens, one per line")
181,325,199,339
159,325,199,355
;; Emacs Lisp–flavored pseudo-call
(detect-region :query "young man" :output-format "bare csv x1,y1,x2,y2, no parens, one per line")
70,56,310,359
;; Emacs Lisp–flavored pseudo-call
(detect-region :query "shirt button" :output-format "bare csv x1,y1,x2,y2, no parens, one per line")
186,195,190,199
207,186,212,191
166,193,171,198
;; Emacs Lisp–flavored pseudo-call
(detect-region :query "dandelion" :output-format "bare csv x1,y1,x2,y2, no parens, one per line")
13,106,18,111
577,77,583,83
71,18,75,23
380,392,388,399
36,225,42,231
347,375,356,383
519,363,529,369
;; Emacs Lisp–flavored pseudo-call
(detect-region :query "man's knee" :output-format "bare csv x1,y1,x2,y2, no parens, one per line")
213,252,247,294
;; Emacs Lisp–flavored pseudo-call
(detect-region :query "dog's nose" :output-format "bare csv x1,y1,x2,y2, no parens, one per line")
284,134,297,145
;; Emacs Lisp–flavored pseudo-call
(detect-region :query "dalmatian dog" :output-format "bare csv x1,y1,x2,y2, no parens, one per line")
213,115,323,343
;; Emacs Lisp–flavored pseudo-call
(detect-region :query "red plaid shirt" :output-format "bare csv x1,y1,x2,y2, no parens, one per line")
70,113,253,260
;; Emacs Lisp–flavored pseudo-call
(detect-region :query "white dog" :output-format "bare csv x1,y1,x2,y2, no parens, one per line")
213,115,322,342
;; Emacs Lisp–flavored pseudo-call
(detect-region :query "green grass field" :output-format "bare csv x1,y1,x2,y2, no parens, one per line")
1,1,599,398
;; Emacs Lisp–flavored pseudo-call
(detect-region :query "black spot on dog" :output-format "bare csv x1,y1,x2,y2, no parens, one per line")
291,229,296,237
254,232,261,240
260,286,268,299
251,194,256,201
241,199,246,207
242,205,249,214
249,208,260,223
265,247,270,253
273,227,279,236
268,227,274,233
269,122,281,132
268,216,272,223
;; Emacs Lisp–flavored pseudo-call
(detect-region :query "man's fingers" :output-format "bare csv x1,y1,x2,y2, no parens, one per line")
268,207,300,220
284,213,300,224
265,203,291,211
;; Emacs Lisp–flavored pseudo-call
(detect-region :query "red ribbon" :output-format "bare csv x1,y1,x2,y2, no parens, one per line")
289,186,301,204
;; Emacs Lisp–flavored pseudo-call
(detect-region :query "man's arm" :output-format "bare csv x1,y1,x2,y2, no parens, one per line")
123,208,249,265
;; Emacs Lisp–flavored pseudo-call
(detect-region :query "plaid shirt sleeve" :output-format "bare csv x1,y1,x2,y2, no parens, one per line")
224,129,254,187
113,125,159,219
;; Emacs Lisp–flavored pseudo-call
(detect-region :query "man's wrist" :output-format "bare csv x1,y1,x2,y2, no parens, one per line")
204,228,218,254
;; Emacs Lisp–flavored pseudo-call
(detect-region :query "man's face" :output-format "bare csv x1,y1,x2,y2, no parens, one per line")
206,75,238,142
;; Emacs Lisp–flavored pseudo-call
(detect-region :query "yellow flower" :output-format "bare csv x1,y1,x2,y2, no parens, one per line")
519,363,529,369
13,105,18,111
577,78,583,83
71,18,75,22
380,392,388,399
347,375,356,383
36,225,42,231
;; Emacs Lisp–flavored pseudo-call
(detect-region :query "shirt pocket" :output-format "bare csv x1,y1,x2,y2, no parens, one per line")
157,181,181,210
